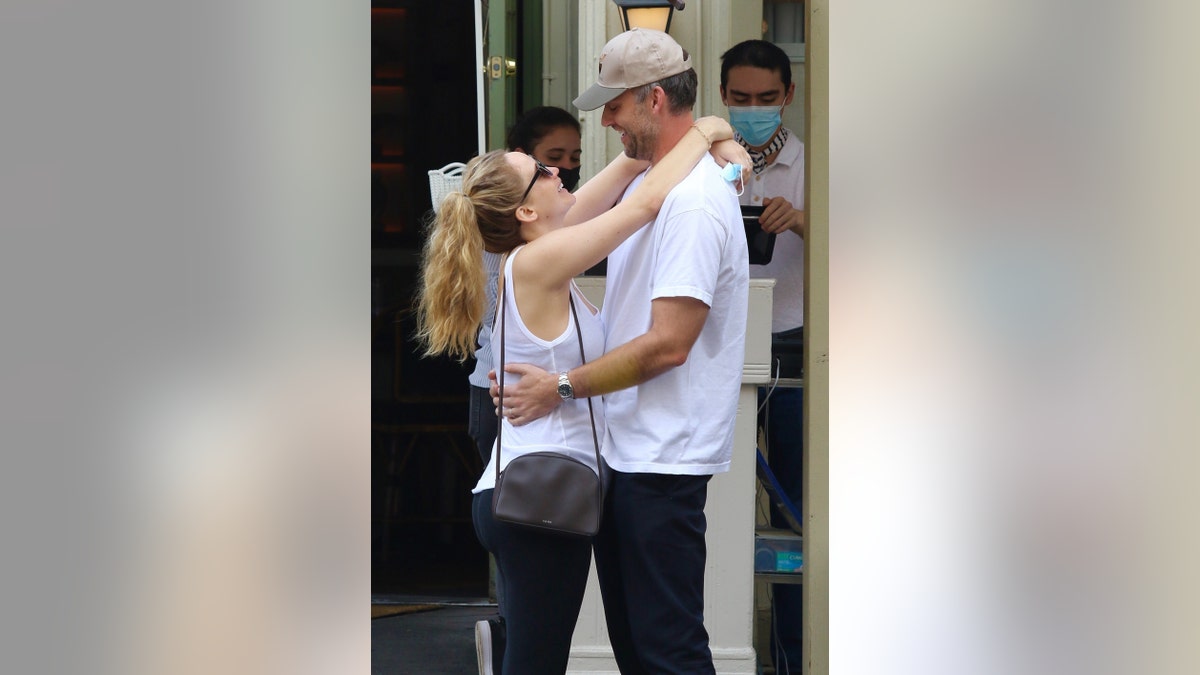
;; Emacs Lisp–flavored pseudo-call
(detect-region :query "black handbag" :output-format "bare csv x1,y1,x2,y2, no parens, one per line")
491,281,604,537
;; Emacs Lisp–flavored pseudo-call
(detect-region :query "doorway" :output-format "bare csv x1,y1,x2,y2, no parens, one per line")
371,0,485,600
371,0,545,601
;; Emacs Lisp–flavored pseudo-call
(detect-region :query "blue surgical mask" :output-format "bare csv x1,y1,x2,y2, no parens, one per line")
720,162,745,196
729,105,782,147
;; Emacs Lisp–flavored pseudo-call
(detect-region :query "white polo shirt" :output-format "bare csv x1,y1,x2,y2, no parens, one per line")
743,131,804,334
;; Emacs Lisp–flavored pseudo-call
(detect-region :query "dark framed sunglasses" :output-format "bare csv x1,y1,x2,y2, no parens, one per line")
519,157,555,204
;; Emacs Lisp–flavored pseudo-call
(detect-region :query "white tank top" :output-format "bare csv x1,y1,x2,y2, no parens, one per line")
472,246,607,493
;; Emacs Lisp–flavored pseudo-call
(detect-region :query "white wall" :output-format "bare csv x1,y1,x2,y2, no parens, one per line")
541,0,579,111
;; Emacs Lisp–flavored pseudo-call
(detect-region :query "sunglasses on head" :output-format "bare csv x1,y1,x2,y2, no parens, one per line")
519,157,555,204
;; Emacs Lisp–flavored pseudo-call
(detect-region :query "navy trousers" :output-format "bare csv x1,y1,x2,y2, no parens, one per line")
468,385,507,613
759,384,804,673
592,470,715,675
468,384,498,466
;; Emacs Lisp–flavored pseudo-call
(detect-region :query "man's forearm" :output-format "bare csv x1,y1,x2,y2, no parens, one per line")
567,331,688,399
489,335,685,421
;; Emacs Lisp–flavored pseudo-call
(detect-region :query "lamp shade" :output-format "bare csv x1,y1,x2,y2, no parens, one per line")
613,0,683,33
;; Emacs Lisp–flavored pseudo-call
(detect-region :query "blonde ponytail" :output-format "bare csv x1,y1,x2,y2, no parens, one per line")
415,151,527,361
415,193,486,361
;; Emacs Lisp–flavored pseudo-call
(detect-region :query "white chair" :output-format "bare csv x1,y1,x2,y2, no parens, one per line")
427,162,466,214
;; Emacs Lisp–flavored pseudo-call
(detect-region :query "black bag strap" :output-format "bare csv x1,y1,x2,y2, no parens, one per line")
495,273,602,487
570,294,603,476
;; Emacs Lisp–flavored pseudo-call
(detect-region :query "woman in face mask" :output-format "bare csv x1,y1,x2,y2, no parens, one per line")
506,106,583,191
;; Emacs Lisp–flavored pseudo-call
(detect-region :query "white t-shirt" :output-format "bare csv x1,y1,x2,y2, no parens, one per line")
473,248,606,493
600,154,749,475
744,131,804,334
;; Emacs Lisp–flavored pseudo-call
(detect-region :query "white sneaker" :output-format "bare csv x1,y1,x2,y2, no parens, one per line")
475,617,504,674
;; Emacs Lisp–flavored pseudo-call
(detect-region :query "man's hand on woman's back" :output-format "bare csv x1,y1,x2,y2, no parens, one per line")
488,364,560,427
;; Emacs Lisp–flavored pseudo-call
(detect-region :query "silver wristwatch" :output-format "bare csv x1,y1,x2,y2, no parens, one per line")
557,372,575,400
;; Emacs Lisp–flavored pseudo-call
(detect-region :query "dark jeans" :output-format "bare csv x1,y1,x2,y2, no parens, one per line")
468,384,498,466
758,383,803,673
469,385,505,613
473,490,592,675
593,471,715,675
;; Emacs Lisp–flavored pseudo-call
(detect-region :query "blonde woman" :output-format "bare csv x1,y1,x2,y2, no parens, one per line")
416,115,747,675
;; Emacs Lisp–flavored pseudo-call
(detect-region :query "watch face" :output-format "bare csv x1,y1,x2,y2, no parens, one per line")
558,383,572,398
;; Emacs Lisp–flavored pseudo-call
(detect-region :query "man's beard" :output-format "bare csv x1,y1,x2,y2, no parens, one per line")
622,111,657,161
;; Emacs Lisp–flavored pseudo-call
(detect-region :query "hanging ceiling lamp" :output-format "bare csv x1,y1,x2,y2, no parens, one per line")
612,0,685,34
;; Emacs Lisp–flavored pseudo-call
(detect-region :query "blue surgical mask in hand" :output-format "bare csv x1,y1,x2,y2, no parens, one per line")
729,105,782,146
721,162,745,196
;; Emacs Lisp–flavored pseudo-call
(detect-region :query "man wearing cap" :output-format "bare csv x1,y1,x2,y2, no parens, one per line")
494,28,748,674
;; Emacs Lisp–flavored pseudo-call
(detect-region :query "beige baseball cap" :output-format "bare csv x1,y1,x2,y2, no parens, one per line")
573,28,693,111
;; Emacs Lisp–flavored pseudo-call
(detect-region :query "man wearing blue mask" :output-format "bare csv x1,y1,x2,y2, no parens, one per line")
720,39,805,674
720,40,806,239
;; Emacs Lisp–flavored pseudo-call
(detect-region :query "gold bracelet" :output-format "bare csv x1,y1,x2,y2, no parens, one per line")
692,123,714,146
